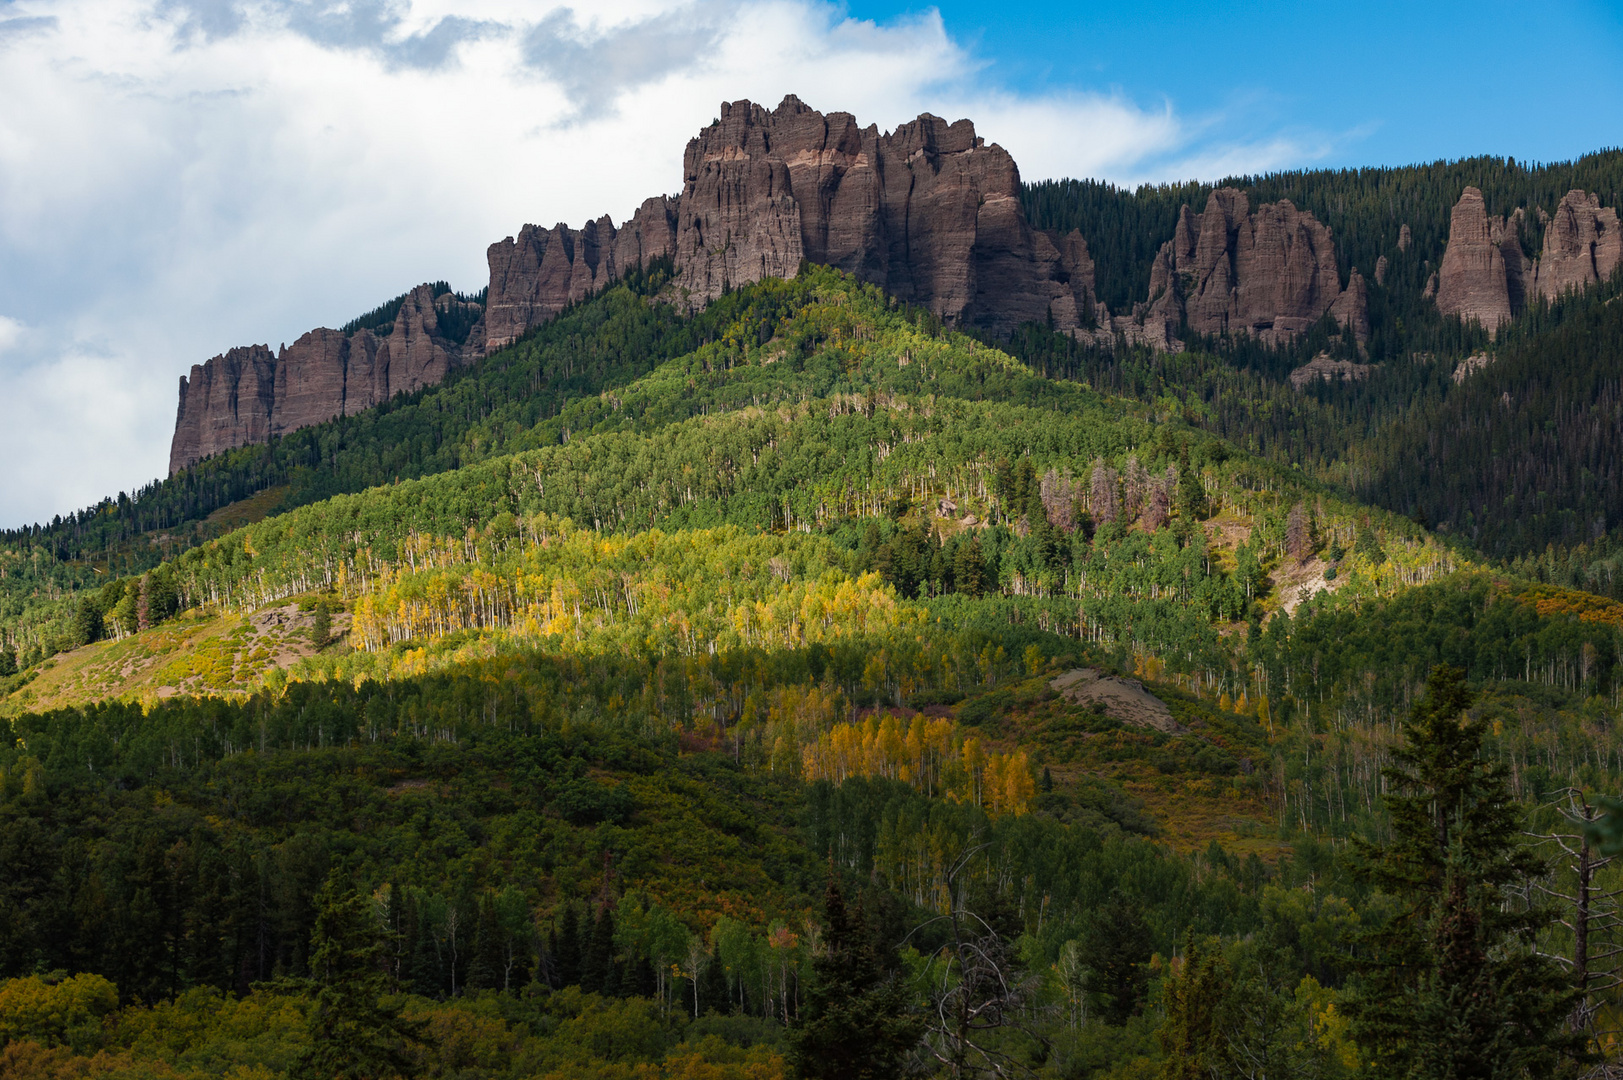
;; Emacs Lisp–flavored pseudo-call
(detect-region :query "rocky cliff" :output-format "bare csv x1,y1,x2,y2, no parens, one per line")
484,95,1103,344
1434,186,1619,332
1139,188,1367,346
172,96,1381,472
1536,189,1621,301
169,285,482,473
1435,187,1525,332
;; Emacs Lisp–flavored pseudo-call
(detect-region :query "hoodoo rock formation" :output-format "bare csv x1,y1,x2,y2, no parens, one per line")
1435,186,1619,332
169,285,483,474
1141,188,1367,346
482,95,1103,345
1435,187,1525,332
484,198,679,351
169,96,1381,472
1535,189,1620,301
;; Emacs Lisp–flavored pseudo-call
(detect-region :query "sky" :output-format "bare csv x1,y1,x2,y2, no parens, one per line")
0,0,1619,529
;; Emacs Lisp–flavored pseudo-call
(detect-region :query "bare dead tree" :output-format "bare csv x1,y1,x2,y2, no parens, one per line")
1143,477,1172,533
1122,456,1149,523
1527,788,1623,1079
1040,468,1076,533
1285,503,1311,564
908,846,1048,1078
1089,460,1119,527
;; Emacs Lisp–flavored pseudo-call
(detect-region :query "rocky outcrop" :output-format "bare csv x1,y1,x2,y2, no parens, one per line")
1140,188,1367,346
1330,267,1371,343
173,96,1386,468
1452,352,1493,383
1435,187,1528,332
1435,186,1618,331
484,95,1105,345
168,346,279,476
169,285,482,473
1289,352,1376,390
1535,189,1621,301
1049,668,1185,734
484,199,679,350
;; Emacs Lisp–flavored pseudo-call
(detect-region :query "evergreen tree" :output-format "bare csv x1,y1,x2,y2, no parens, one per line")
292,871,428,1080
310,601,332,649
1082,896,1153,1025
1156,935,1228,1080
952,537,986,598
1356,521,1387,565
552,903,583,988
790,878,921,1080
1346,667,1586,1080
583,903,618,995
1176,449,1209,522
699,945,729,1014
71,596,103,646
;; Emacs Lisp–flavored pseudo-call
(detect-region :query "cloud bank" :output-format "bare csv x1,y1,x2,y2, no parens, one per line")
0,0,1327,528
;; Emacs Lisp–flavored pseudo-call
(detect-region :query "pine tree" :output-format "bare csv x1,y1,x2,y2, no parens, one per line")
1176,449,1209,522
790,879,921,1080
292,871,428,1080
1346,667,1586,1080
1157,935,1228,1080
583,903,618,995
1082,897,1152,1025
310,600,332,649
552,904,583,988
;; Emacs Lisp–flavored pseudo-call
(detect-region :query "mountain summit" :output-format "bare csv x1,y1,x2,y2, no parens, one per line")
168,95,1380,473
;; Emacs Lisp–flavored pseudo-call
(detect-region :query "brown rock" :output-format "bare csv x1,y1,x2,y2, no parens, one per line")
1049,668,1185,734
1435,187,1520,332
168,284,480,473
376,285,461,396
269,329,356,437
483,95,1108,346
1143,188,1359,346
1398,223,1412,251
168,345,277,475
1330,267,1371,344
1289,352,1376,390
1374,254,1388,286
1452,352,1493,383
1534,189,1621,301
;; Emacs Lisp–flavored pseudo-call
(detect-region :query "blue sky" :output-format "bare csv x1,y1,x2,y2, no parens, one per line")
0,0,1620,528
854,0,1623,173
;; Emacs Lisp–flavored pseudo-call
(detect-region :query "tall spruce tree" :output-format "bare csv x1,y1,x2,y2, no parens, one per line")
293,871,428,1080
790,878,920,1080
1346,667,1585,1080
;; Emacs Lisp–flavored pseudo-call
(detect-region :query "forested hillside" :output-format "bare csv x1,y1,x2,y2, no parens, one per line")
2,264,1622,1078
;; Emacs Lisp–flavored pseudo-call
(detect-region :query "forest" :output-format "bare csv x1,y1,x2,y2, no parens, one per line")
1,154,1622,1077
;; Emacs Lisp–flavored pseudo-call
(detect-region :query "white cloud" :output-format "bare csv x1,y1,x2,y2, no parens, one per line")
0,0,1327,528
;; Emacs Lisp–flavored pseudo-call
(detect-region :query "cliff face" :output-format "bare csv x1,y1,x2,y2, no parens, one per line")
168,285,482,473
1435,187,1523,332
1141,188,1367,346
1435,186,1620,331
1536,189,1621,301
172,96,1385,473
168,346,279,476
484,96,1102,344
484,198,678,350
